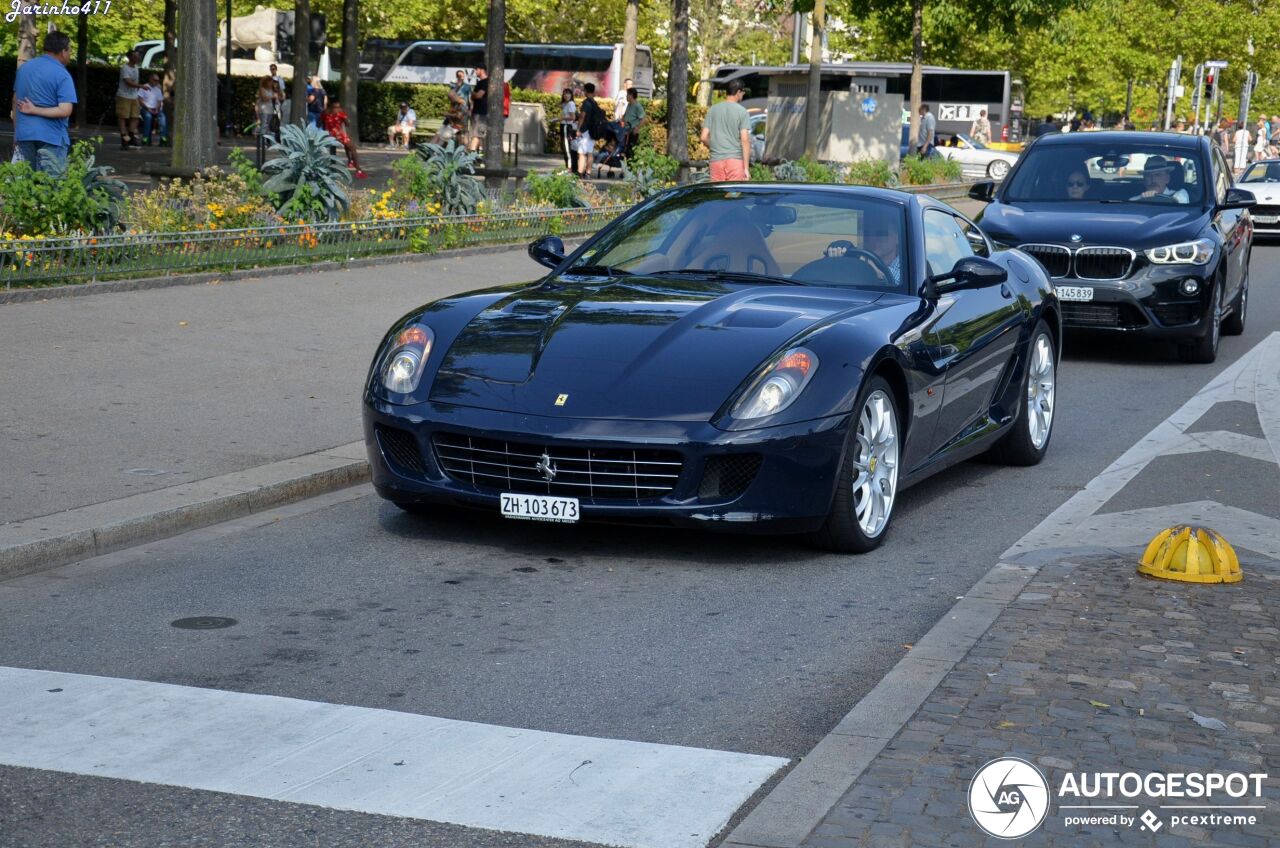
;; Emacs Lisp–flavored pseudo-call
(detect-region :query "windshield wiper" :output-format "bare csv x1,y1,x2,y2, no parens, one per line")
652,269,804,286
562,264,625,277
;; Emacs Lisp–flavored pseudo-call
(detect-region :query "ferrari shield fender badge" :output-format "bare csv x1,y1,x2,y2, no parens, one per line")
554,393,569,406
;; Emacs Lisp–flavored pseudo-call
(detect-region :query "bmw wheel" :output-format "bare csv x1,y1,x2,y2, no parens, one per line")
1222,257,1248,336
990,321,1056,466
807,376,900,553
988,159,1011,180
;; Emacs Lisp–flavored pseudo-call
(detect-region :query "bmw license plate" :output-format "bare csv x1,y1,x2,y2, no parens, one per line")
1056,286,1094,302
1253,215,1277,224
501,493,580,523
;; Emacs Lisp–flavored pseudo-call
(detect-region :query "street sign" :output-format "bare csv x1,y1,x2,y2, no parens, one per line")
1206,60,1229,69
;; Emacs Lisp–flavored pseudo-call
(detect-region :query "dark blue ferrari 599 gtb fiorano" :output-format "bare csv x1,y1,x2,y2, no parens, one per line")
363,184,1062,552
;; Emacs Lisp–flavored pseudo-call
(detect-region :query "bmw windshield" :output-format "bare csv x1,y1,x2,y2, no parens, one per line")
1003,142,1205,206
568,188,909,291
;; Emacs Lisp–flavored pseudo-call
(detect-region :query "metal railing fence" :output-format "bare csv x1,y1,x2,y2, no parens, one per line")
1,205,631,289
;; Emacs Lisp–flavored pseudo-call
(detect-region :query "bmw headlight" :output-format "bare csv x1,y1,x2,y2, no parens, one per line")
1144,238,1214,265
380,324,434,394
731,348,818,420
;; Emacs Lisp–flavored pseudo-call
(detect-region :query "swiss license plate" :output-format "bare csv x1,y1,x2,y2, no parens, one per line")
500,493,580,523
1056,285,1094,302
1253,215,1277,224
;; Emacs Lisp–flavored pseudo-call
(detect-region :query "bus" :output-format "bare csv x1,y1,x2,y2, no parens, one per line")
360,40,654,100
709,62,1014,142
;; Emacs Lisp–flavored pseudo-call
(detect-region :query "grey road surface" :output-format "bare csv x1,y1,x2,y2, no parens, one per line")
1,246,1277,847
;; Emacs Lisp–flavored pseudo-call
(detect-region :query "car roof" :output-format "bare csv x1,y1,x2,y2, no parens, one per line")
1032,130,1204,151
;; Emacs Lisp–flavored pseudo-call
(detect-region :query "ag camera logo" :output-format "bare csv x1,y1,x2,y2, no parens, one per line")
969,757,1050,838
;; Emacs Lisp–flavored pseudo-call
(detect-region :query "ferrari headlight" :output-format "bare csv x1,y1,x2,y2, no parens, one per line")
732,348,819,420
1144,238,1214,265
381,324,434,394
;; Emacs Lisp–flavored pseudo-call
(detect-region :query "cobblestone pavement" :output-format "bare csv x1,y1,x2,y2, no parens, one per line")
802,555,1280,847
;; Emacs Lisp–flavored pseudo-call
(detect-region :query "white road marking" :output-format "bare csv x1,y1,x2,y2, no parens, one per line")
0,666,786,848
1006,332,1280,560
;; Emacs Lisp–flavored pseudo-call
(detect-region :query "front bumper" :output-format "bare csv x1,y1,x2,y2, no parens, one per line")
363,396,850,534
1054,263,1214,339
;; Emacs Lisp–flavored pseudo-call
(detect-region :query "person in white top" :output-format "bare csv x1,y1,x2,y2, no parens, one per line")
1130,156,1190,203
138,72,167,145
1233,121,1251,171
387,102,418,148
115,49,142,149
613,77,632,123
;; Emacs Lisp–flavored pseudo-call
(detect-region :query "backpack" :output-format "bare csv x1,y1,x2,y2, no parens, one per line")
583,97,608,138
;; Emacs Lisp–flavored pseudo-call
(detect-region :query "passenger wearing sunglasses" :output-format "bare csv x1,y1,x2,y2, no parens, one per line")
1065,170,1089,200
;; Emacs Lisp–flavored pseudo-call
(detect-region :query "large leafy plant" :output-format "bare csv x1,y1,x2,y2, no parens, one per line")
522,170,586,209
262,124,352,222
396,141,485,216
0,140,125,236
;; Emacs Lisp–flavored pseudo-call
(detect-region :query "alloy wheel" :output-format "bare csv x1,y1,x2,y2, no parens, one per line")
852,390,899,537
1026,333,1056,450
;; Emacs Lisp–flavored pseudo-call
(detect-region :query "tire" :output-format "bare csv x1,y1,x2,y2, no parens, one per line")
989,321,1056,466
806,376,901,553
988,159,1011,180
1178,282,1222,363
1222,259,1248,336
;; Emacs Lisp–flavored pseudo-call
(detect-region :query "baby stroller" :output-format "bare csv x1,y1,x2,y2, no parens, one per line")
593,135,627,178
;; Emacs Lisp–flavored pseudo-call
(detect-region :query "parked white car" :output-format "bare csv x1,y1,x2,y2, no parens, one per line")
935,133,1019,180
1238,159,1280,237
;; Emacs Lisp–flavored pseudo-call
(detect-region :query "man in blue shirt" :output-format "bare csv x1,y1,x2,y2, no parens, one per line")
12,31,77,172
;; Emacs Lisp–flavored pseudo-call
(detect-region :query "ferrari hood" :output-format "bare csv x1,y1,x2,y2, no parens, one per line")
981,201,1208,249
428,276,884,420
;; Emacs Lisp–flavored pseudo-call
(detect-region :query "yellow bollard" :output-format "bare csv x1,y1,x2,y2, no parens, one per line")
1138,525,1242,583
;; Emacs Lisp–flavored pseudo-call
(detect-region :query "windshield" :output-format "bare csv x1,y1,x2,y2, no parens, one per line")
1003,142,1205,206
958,133,986,150
571,188,909,291
1241,162,1280,183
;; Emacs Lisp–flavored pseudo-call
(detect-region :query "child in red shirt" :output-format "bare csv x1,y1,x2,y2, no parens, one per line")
321,99,367,178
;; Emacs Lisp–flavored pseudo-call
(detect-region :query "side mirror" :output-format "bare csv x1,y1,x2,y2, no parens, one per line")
528,235,565,269
968,180,996,202
1221,187,1257,211
925,256,1008,298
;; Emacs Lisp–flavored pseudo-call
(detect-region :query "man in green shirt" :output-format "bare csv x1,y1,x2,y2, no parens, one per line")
621,87,646,136
700,79,751,181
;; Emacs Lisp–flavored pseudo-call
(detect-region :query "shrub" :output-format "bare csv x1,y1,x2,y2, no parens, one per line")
262,124,352,222
628,145,679,184
772,160,808,182
523,170,586,208
394,141,486,216
0,141,125,236
622,163,665,199
124,168,282,233
797,158,837,183
846,159,898,188
749,163,773,182
899,155,964,186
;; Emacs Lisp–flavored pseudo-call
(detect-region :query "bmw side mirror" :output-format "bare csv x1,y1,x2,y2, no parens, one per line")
528,235,565,269
968,180,996,202
1221,187,1256,211
926,256,1008,297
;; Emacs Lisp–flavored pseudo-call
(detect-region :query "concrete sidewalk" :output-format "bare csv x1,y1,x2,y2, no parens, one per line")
725,333,1280,848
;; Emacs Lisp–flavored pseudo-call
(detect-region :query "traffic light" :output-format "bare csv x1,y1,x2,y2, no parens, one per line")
1205,68,1216,101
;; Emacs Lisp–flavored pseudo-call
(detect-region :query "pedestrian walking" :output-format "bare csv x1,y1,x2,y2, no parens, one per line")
10,30,76,173
256,74,280,142
1271,116,1280,158
558,87,578,169
917,103,937,155
466,67,489,152
306,76,326,128
575,82,607,177
1255,118,1269,163
138,72,167,145
969,109,991,145
321,98,367,179
116,48,143,149
700,78,751,181
1234,121,1250,171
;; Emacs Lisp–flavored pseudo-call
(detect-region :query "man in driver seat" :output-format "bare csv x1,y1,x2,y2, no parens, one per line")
1131,155,1189,203
824,222,902,286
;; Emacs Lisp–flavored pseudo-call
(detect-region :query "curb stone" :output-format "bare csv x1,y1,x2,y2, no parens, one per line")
0,442,370,581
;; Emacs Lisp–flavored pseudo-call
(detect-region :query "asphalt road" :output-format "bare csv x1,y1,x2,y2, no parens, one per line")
1,244,1278,847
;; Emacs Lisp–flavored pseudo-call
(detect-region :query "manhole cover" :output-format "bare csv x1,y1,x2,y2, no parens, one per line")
170,616,238,630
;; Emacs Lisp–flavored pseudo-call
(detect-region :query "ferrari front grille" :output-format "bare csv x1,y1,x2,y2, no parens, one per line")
376,425,426,475
433,433,683,501
698,454,762,501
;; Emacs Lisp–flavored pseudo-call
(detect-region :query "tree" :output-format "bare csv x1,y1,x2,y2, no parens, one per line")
341,0,359,139
173,0,218,170
621,0,639,84
484,0,506,185
17,13,37,65
668,0,691,162
76,14,88,126
290,0,312,125
804,0,825,157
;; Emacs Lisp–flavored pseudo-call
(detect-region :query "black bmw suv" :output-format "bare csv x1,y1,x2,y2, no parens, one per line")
969,131,1254,362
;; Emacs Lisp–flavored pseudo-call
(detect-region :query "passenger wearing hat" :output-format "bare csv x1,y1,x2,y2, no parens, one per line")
1130,155,1189,203
387,102,418,149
